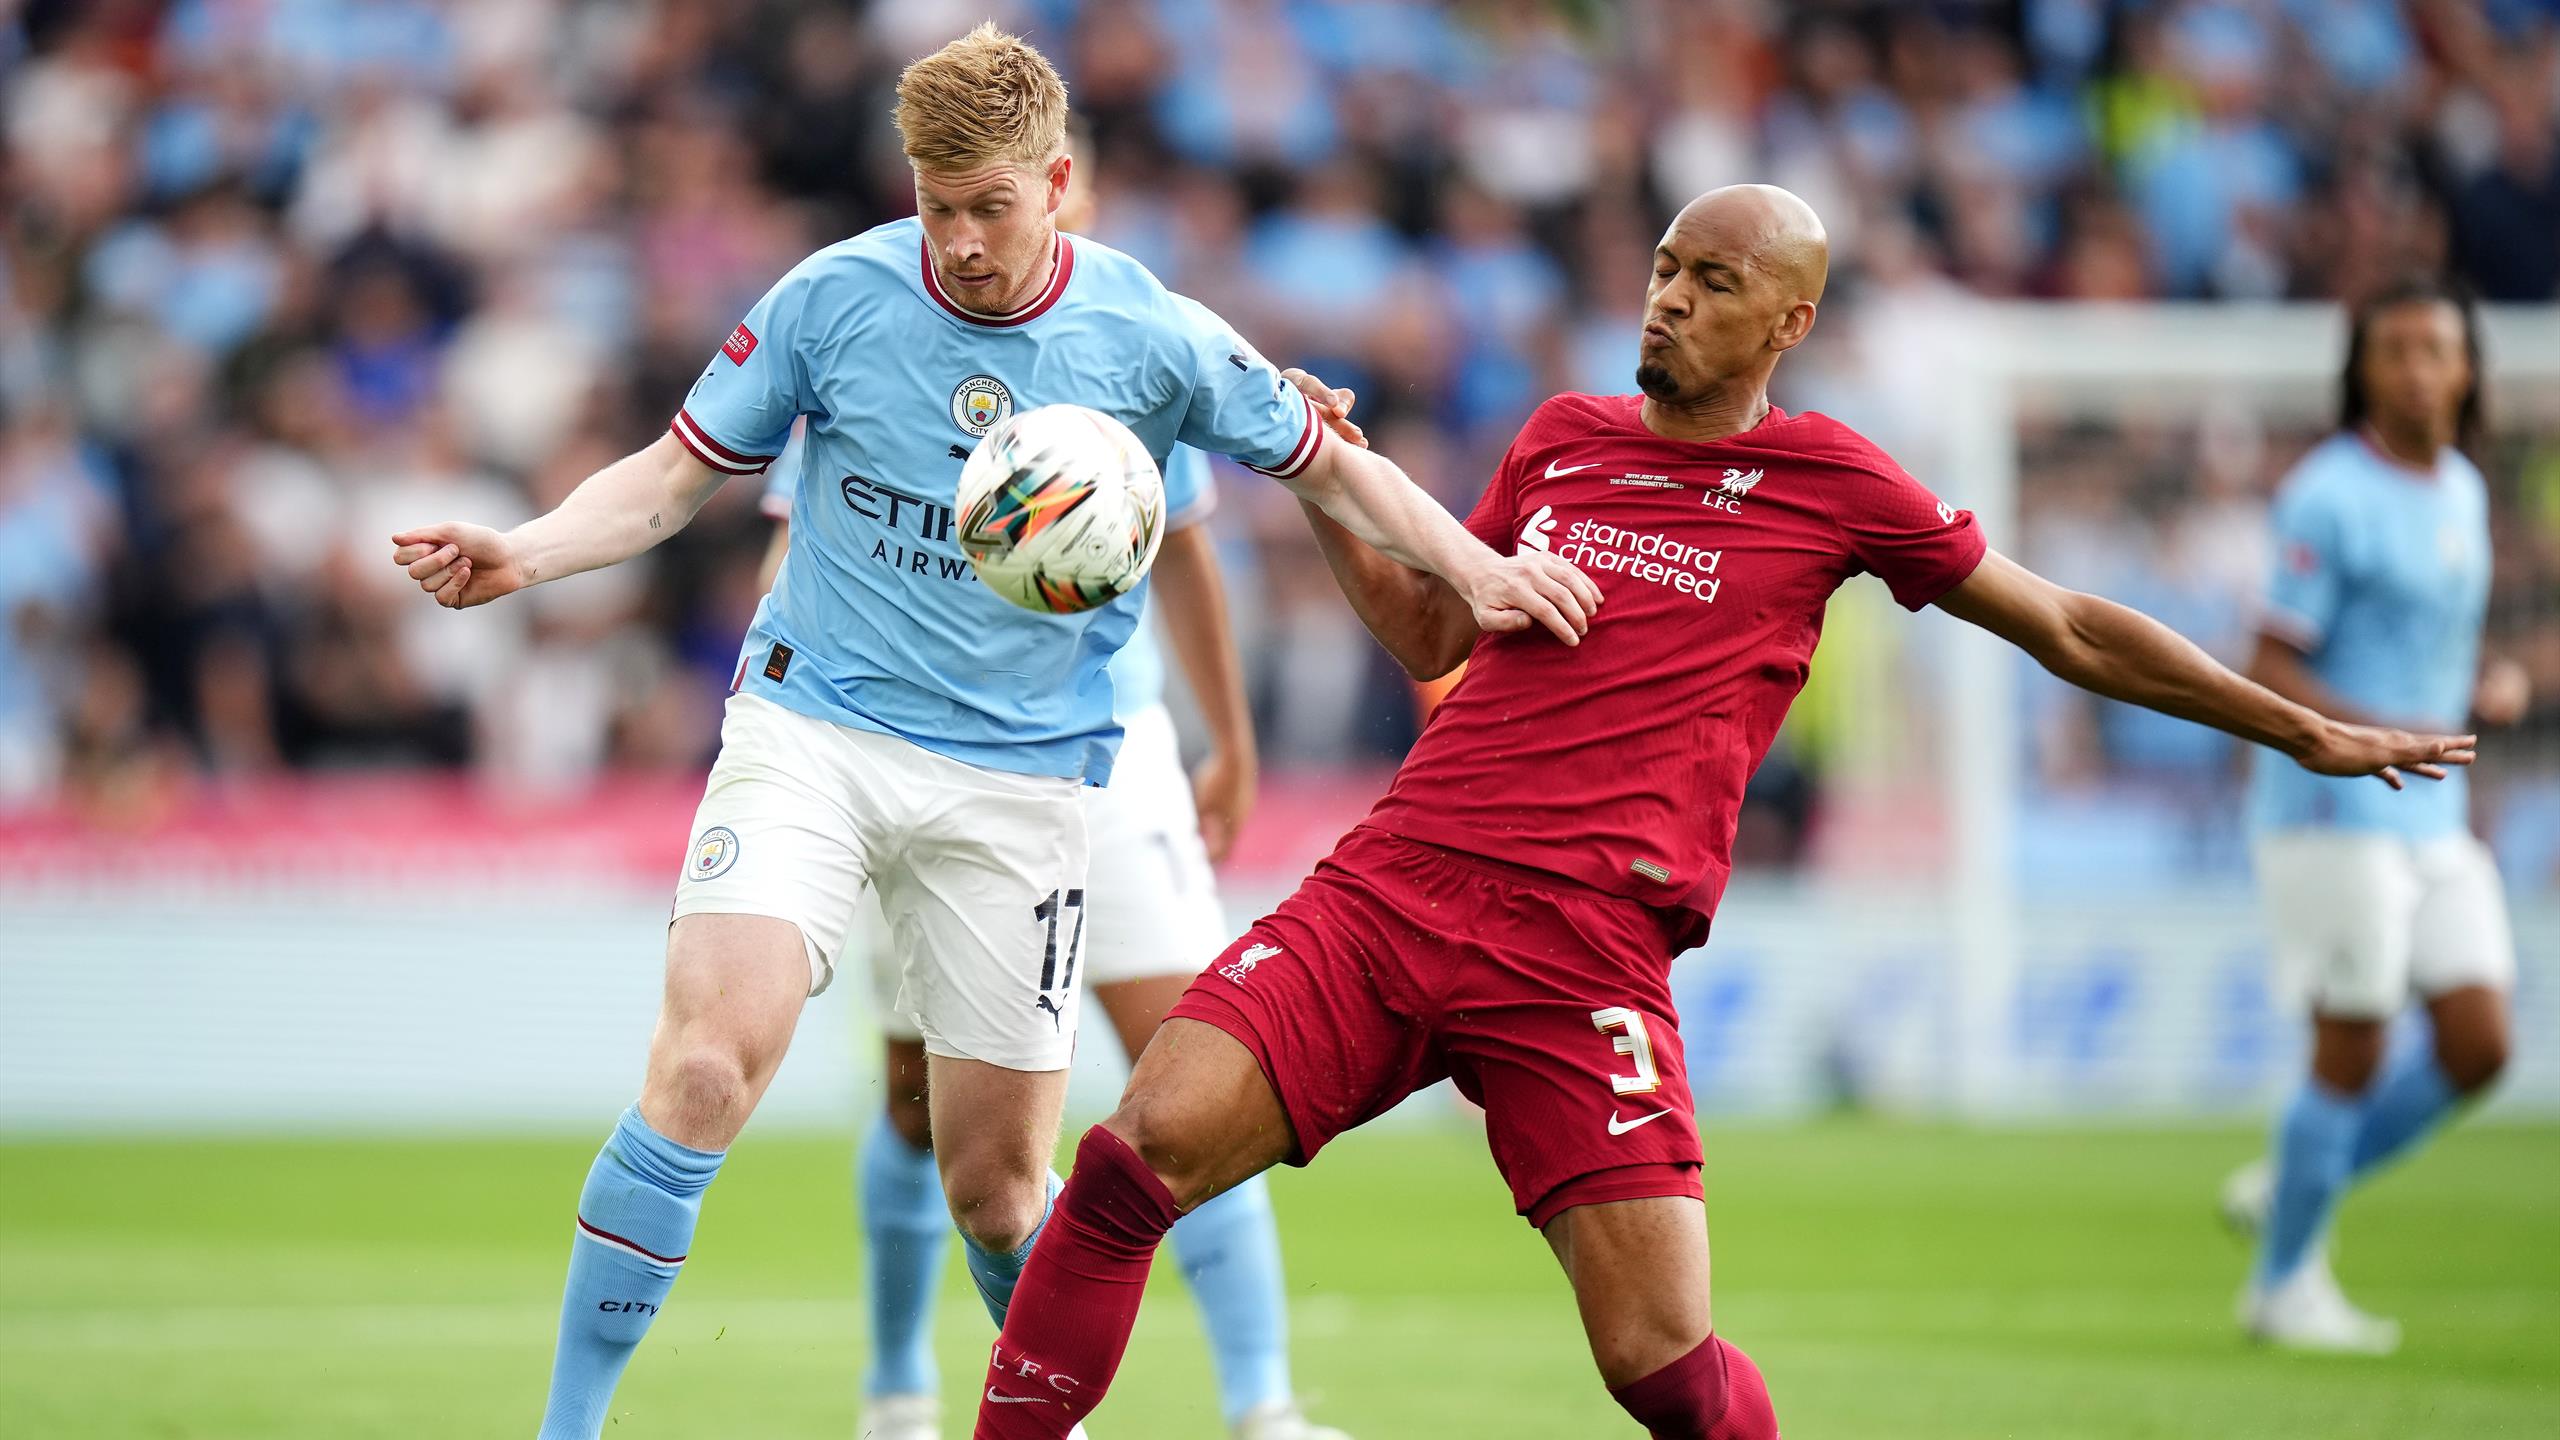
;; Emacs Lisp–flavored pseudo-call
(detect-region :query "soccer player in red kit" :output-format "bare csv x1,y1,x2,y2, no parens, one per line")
972,186,2474,1440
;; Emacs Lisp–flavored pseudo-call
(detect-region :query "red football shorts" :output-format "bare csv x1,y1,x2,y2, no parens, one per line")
1169,826,1703,1228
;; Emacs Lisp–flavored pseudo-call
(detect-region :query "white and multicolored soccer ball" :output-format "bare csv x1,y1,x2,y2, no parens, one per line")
955,403,1166,615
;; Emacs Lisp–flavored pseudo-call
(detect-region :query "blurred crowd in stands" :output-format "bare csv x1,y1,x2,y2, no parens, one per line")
3,0,2557,883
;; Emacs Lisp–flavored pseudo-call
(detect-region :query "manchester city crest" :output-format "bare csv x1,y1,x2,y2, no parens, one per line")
688,826,740,881
950,374,1015,437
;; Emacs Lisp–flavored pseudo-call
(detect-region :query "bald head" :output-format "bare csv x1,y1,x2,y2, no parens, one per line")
1635,184,1828,417
1670,184,1829,307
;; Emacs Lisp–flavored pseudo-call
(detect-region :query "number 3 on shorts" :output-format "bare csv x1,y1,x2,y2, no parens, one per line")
1591,1006,1661,1096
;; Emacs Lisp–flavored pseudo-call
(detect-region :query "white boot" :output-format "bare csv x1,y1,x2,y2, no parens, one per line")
859,1393,939,1440
2243,1253,2401,1355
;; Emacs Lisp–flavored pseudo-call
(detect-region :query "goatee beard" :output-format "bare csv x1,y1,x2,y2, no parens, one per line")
1635,362,1679,401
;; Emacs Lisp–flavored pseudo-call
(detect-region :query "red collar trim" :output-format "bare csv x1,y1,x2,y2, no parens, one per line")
919,234,1074,327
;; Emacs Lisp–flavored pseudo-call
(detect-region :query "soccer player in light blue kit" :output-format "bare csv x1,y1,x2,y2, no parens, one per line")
2227,276,2524,1353
759,432,1342,1439
388,25,1599,1439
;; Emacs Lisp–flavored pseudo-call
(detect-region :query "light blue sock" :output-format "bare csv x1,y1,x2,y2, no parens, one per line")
858,1120,950,1398
1168,1174,1293,1424
961,1170,1061,1327
2253,1080,2361,1291
2349,1027,2461,1179
538,1106,725,1440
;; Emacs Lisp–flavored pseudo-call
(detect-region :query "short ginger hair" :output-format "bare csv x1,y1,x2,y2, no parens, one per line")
893,22,1069,173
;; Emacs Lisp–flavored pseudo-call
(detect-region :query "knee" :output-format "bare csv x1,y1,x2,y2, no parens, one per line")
885,1088,933,1152
943,1168,1050,1254
1592,1316,1714,1391
2439,1030,2511,1096
1102,1097,1213,1208
650,1044,754,1137
2311,1022,2387,1096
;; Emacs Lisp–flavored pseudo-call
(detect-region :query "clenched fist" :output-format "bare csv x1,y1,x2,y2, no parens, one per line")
391,523,529,609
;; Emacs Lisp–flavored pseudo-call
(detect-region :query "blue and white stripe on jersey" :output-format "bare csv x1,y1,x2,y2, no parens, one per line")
2249,431,2491,839
687,218,1314,785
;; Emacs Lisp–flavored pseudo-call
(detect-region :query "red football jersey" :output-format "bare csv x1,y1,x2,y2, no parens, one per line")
1364,393,1986,944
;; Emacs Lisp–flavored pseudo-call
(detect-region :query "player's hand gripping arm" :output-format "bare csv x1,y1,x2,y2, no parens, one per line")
1151,522,1259,861
1277,369,1593,679
1937,550,2476,789
391,432,727,608
1274,376,1600,657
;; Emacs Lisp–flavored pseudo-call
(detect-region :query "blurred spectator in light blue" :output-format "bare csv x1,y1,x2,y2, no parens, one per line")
2126,2,2301,296
1151,0,1337,169
1451,0,1601,211
2280,0,2416,96
85,185,285,357
1434,180,1562,436
0,407,110,801
1245,159,1408,380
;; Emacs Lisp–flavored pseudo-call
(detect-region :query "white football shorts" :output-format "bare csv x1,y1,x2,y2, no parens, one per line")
863,703,1230,1044
2254,829,2515,1020
672,692,1090,1071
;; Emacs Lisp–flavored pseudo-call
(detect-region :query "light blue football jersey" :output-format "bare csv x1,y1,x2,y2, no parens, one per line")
2249,432,2491,838
762,434,1217,727
687,219,1320,784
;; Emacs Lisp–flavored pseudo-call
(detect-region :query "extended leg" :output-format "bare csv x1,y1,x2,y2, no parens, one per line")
974,1018,1298,1438
1096,975,1300,1429
539,913,811,1439
1545,1196,1777,1440
2255,1012,2383,1291
929,1051,1071,1326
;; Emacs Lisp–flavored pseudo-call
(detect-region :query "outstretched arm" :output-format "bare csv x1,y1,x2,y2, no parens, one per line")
394,432,727,608
1273,368,1520,681
1277,422,1600,653
1936,549,2475,789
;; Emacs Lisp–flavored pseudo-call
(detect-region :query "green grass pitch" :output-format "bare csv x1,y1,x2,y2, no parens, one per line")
3,1121,2555,1437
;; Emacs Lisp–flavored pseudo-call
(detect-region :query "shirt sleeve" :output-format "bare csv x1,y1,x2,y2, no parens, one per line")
1834,453,1988,610
1162,444,1217,531
1167,296,1325,480
2261,467,2346,649
669,264,817,477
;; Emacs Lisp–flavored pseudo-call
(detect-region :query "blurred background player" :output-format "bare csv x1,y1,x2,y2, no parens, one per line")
2224,276,2525,1354
389,24,1582,1440
969,184,2475,1440
754,138,1345,1440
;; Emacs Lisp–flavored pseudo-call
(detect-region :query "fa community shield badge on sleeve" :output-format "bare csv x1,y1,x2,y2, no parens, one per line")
951,375,1015,437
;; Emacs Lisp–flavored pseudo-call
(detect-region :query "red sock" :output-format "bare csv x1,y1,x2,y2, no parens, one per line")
973,1126,1184,1439
1609,1334,1779,1440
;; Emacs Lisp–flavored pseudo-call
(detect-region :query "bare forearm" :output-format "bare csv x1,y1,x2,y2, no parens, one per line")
1298,499,1473,679
1285,443,1491,593
1151,525,1255,759
512,433,724,587
2045,594,2325,757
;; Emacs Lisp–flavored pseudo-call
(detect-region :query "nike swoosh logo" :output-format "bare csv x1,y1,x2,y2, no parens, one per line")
1545,460,1599,479
1608,1108,1673,1136
986,1388,1050,1405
